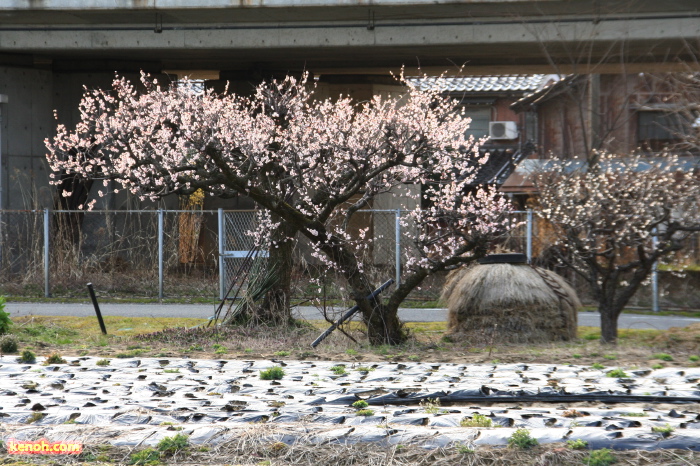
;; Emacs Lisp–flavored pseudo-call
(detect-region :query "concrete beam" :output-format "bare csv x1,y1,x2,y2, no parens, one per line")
314,62,700,77
2,16,698,52
1,1,699,74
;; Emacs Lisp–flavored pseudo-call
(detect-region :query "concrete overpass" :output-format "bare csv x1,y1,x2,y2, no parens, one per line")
1,0,699,76
0,0,699,211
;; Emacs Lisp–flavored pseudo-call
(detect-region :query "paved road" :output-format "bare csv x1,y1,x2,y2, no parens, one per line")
5,302,700,330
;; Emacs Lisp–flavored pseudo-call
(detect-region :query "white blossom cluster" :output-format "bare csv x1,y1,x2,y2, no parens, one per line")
46,72,512,286
535,152,700,308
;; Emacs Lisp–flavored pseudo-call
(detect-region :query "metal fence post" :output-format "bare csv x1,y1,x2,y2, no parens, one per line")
395,209,401,287
526,209,533,263
158,209,164,300
44,208,50,298
218,208,225,301
652,229,659,312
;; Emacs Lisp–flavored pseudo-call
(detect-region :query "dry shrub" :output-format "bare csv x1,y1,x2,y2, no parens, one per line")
442,263,580,344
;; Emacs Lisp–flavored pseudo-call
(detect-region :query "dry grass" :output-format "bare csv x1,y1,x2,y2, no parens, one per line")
442,263,580,343
0,437,699,465
6,315,700,368
652,323,700,352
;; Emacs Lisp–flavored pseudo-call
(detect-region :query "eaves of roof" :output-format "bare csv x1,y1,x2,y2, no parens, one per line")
510,74,582,112
409,75,552,94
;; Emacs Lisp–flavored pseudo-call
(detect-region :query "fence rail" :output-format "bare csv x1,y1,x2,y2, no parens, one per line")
0,208,696,309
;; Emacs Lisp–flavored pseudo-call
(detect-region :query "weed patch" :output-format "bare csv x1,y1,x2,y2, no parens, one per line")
460,414,493,428
508,428,538,449
18,349,36,364
260,366,285,380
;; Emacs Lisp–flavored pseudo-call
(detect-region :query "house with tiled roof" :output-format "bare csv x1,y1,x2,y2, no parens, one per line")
409,74,559,192
501,73,700,205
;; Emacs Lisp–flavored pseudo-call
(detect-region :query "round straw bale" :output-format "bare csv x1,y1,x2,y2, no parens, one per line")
442,263,580,343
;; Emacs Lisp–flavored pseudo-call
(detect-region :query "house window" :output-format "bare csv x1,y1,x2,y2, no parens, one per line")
463,107,491,140
637,111,689,151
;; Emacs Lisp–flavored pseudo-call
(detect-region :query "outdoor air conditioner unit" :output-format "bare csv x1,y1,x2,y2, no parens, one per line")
489,121,519,140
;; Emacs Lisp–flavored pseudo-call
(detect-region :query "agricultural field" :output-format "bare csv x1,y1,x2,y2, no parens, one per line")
2,315,700,464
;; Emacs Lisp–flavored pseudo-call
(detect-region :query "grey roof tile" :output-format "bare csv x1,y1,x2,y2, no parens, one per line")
409,75,555,93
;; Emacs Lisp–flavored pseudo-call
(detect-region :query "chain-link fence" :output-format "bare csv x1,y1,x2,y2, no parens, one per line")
0,210,220,298
1,209,698,309
219,210,268,300
0,210,44,295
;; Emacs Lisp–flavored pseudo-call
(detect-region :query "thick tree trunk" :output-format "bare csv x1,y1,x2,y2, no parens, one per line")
365,302,406,346
259,220,296,325
223,219,295,327
599,305,620,344
312,227,408,346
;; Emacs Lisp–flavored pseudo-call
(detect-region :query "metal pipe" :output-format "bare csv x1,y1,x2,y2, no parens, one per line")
218,208,225,301
395,209,401,287
526,209,533,263
44,208,50,297
87,283,108,335
311,278,395,348
652,229,659,312
158,209,164,300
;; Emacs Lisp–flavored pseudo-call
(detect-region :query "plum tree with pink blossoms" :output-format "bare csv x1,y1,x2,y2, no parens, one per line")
46,72,512,345
535,153,700,344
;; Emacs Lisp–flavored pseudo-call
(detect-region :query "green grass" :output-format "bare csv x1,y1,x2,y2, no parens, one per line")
260,366,285,380
129,447,160,465
157,433,189,454
212,344,227,355
652,424,675,436
507,429,538,449
115,349,147,358
461,414,493,428
651,353,673,361
606,368,628,378
354,366,375,372
586,448,617,466
44,352,67,364
6,315,673,351
26,412,45,424
330,365,347,375
566,439,588,450
18,349,36,364
12,315,208,340
352,400,369,409
0,334,19,353
577,326,662,344
355,409,375,417
455,443,475,454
